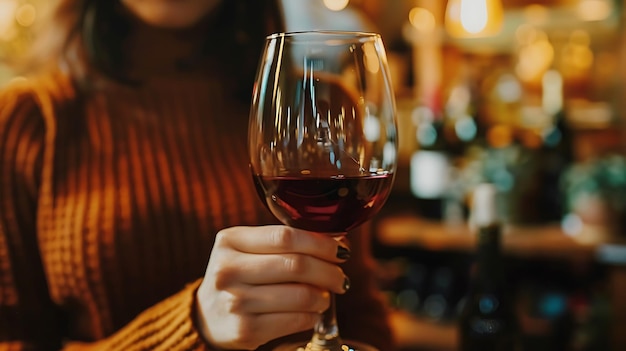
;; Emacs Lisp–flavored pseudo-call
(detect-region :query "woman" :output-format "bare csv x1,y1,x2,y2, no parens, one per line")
0,0,395,350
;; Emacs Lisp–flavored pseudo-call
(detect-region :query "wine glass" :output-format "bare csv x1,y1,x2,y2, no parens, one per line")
248,31,398,351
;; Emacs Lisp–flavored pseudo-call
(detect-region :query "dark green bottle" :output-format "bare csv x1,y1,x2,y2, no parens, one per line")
458,184,521,351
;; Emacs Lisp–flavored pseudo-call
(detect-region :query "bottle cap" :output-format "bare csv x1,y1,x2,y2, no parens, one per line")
471,183,499,227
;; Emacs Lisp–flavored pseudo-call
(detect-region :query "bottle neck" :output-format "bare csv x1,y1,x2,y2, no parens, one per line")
474,223,504,284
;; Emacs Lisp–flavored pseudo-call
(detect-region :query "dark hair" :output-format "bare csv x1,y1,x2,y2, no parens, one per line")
29,0,284,96
78,0,130,83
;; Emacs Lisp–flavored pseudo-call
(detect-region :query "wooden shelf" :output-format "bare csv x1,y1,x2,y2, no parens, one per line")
390,310,457,351
379,214,626,350
376,214,602,261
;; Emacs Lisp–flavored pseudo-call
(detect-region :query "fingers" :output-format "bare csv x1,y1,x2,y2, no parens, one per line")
216,225,351,264
210,226,351,294
228,284,331,314
197,225,353,350
210,311,320,350
251,311,319,344
197,283,321,349
213,251,349,294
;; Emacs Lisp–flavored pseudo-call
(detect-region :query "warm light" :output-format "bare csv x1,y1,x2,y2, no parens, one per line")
559,30,594,79
0,0,18,34
577,0,612,22
445,0,503,38
515,28,554,83
323,0,349,12
486,124,513,148
515,24,538,46
570,29,590,47
542,70,563,116
409,7,436,33
496,74,522,103
363,42,380,73
15,3,36,27
460,0,488,33
523,4,549,26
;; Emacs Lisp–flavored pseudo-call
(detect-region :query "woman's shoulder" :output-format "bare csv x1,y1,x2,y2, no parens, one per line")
0,76,43,126
0,68,76,125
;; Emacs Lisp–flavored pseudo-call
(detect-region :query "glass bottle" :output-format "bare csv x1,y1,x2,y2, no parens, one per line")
409,104,451,220
458,183,521,351
538,70,574,222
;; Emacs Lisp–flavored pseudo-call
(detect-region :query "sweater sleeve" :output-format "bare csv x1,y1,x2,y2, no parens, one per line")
0,81,64,350
62,280,209,351
0,82,213,351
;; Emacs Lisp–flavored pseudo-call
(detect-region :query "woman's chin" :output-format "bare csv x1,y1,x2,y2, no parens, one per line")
131,10,204,29
121,0,220,29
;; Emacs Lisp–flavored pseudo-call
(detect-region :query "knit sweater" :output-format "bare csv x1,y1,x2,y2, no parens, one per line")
0,68,394,350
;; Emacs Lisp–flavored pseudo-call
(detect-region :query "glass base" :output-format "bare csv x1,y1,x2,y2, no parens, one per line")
274,340,379,351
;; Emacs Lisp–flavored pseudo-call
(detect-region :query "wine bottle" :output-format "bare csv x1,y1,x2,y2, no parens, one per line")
458,183,521,351
442,79,479,158
539,70,573,222
409,105,451,220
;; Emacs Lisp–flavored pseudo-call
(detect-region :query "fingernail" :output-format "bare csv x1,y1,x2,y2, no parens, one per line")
343,276,351,292
336,245,351,260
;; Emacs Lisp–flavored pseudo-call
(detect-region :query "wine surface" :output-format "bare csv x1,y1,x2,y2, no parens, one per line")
253,174,393,233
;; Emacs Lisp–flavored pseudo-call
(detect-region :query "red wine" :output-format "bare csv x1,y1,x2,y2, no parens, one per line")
253,174,393,233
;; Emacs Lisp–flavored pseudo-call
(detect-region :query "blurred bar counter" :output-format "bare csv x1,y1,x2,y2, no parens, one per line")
377,214,596,260
374,204,626,351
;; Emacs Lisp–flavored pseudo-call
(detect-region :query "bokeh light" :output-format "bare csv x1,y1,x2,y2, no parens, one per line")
323,0,349,12
15,3,36,27
409,7,436,34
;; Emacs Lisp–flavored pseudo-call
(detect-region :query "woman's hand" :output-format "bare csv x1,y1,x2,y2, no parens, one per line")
195,225,351,350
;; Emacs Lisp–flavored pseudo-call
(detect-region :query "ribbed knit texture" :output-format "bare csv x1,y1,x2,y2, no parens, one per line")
0,70,394,351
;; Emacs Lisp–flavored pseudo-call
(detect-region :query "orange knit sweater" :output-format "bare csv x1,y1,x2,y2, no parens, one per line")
0,69,393,350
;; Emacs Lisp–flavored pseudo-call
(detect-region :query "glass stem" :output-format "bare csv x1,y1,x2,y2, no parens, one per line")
305,293,343,351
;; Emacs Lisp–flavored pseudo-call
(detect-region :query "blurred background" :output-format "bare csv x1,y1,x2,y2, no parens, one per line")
360,1,626,351
1,0,625,350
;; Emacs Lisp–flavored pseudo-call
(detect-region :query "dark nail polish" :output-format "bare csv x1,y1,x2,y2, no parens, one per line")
336,245,351,260
343,276,351,292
